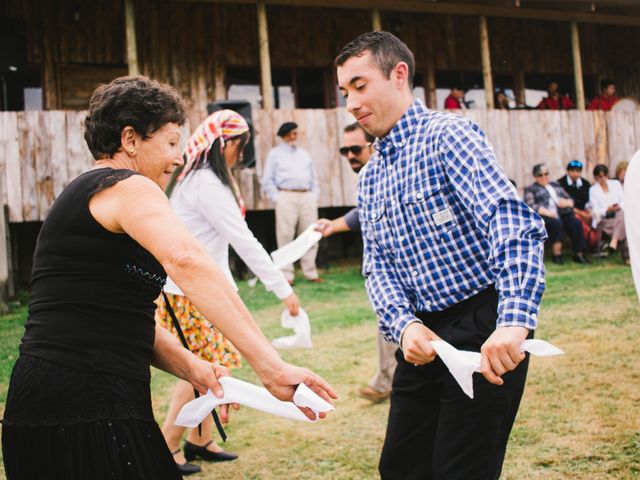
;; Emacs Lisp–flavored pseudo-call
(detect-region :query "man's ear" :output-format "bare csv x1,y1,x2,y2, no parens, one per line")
392,62,410,90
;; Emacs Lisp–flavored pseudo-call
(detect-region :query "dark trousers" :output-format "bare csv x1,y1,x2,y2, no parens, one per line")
543,212,587,254
378,287,530,480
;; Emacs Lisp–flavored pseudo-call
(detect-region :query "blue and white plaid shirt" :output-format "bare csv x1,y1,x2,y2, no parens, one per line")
358,100,547,345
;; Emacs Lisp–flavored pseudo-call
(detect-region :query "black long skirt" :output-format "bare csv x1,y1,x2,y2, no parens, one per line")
1,355,181,480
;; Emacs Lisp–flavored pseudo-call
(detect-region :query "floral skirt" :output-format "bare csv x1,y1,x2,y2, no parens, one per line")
155,294,242,368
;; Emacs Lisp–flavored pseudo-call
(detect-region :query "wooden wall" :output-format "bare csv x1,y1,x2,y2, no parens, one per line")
3,0,640,114
1,109,639,223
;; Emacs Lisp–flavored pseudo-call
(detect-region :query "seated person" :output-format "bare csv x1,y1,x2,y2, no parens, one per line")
444,86,466,110
537,82,574,110
590,164,629,264
557,159,592,224
524,163,589,265
615,160,628,186
588,78,619,111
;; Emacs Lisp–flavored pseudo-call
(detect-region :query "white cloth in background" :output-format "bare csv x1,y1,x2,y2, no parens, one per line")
272,308,313,349
164,169,292,300
624,150,640,302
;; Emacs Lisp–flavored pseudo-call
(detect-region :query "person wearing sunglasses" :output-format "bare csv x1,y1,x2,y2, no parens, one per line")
524,163,589,265
316,123,397,404
589,164,629,264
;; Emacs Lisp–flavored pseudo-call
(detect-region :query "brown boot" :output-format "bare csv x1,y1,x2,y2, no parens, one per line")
357,386,391,403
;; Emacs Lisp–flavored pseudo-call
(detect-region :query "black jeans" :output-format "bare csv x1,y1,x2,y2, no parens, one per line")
379,287,530,480
543,212,587,254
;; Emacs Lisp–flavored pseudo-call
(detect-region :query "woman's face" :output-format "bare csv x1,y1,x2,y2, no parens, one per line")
595,171,608,186
223,136,247,168
133,123,183,189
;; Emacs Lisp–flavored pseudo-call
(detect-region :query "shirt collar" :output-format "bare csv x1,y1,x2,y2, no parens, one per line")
375,99,427,154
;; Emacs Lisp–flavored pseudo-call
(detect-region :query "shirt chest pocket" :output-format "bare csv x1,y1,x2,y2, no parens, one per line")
401,182,457,241
361,200,388,243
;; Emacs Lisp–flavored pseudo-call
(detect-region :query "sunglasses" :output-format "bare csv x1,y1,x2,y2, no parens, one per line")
536,172,550,177
339,144,369,156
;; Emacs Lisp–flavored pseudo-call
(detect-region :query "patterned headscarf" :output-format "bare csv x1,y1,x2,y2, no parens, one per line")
181,109,249,178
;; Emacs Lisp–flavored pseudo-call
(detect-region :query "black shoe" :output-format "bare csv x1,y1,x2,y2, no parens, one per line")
573,254,591,264
552,255,564,265
184,440,238,462
171,449,201,476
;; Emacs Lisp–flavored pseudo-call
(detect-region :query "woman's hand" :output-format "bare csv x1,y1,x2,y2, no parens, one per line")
282,292,300,316
259,362,338,420
187,359,239,423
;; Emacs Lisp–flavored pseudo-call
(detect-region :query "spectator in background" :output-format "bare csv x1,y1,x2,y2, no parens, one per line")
537,82,574,110
588,79,620,111
524,163,589,264
590,164,629,264
558,159,592,221
495,90,511,110
615,160,628,185
261,122,323,284
444,86,466,110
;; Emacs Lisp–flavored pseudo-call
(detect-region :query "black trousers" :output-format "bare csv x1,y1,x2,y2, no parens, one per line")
543,212,587,254
378,287,530,480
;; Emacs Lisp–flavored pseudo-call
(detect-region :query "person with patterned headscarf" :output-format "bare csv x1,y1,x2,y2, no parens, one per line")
155,110,302,475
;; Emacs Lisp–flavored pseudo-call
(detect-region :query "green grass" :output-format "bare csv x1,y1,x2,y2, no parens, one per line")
1,257,639,479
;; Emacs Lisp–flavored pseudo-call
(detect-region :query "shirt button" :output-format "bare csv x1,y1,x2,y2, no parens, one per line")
411,270,418,277
387,164,393,171
370,211,376,219
416,192,423,200
531,313,538,321
425,300,432,308
390,199,396,206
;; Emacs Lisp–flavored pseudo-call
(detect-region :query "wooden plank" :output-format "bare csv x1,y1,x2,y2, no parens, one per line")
570,21,586,110
34,112,54,219
18,112,38,222
592,110,609,167
606,111,638,173
125,0,140,75
479,15,494,110
2,113,23,222
49,111,68,200
257,0,274,110
65,111,94,181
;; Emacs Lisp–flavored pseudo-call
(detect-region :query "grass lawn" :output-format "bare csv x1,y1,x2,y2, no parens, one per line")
0,257,639,479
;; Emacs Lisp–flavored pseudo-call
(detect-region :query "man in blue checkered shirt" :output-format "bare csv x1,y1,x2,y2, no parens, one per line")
336,32,547,480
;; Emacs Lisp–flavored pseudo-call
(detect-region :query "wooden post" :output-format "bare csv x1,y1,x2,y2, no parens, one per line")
214,63,226,101
513,69,526,107
0,169,10,311
570,21,586,110
372,8,382,31
479,15,494,109
257,0,274,110
124,0,140,76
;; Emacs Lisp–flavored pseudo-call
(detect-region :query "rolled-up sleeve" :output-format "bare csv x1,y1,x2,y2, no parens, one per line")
440,120,547,330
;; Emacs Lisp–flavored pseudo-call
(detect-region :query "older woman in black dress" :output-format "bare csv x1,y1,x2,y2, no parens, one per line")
1,76,336,479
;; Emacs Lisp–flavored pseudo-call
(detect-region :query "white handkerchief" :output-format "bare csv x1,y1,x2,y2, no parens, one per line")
431,339,564,399
175,377,334,428
272,307,313,349
271,224,323,270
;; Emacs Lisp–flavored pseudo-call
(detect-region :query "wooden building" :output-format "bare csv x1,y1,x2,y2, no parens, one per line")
1,0,640,294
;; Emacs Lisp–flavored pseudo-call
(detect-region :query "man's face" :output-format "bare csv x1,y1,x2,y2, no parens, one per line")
341,128,372,173
337,51,407,138
452,88,465,99
283,129,298,145
567,168,582,181
535,169,550,186
604,84,616,97
548,82,559,95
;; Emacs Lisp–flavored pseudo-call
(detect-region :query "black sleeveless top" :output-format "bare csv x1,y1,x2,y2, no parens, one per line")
20,168,166,382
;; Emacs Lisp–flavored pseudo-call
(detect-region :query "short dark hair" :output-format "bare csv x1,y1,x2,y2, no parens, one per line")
532,163,547,177
344,122,375,143
600,78,615,91
334,31,415,88
84,76,186,159
593,164,609,178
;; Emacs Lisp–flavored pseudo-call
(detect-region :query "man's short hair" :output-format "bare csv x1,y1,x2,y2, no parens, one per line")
334,31,415,88
532,163,547,177
344,122,375,143
600,78,615,91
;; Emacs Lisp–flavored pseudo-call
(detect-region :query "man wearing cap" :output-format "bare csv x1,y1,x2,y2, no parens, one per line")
261,122,322,284
316,122,398,404
558,160,592,222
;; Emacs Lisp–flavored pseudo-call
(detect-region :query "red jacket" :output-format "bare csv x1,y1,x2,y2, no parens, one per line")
444,95,462,109
587,95,619,111
537,95,574,110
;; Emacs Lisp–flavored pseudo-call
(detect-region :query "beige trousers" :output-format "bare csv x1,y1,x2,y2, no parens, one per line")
274,190,319,281
368,332,398,393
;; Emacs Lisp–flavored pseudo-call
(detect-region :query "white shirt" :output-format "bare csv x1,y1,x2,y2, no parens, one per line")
624,151,640,302
261,142,320,201
164,168,292,299
589,179,624,228
544,184,559,215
